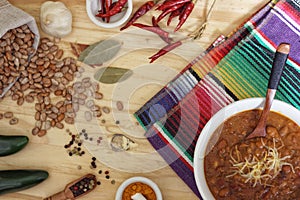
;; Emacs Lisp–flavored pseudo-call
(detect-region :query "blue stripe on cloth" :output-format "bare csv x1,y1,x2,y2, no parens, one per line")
136,69,201,128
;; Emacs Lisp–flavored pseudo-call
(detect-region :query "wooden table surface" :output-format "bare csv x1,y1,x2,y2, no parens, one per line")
1,0,268,199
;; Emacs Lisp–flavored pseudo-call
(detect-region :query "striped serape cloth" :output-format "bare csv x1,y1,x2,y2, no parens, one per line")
134,0,300,197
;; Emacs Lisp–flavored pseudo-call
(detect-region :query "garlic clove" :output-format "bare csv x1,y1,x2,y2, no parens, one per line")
40,1,73,38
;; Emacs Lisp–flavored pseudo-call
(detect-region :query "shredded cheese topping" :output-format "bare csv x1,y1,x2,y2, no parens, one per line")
227,138,295,187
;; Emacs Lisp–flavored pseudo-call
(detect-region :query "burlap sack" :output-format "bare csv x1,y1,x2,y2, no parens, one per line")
0,0,40,98
0,0,39,49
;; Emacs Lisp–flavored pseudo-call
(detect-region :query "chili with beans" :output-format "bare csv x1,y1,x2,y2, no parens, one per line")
204,109,300,200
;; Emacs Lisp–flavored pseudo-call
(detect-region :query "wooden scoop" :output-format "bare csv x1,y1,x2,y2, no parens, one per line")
245,43,290,139
44,174,97,200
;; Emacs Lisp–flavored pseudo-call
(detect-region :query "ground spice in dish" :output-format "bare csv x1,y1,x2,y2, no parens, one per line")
122,182,156,200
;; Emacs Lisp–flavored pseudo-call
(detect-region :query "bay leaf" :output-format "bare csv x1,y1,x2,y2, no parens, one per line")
77,41,102,61
81,40,122,65
94,67,133,84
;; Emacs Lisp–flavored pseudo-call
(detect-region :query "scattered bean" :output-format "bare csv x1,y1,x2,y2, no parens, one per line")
9,117,19,125
102,106,110,114
32,127,40,135
116,101,124,111
38,129,47,137
85,111,92,121
4,112,13,118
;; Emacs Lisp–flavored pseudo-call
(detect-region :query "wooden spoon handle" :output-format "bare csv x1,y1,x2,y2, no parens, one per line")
268,43,290,90
245,43,290,139
262,43,290,128
264,43,290,116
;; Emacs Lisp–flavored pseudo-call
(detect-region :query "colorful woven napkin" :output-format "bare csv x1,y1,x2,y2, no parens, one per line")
135,0,300,198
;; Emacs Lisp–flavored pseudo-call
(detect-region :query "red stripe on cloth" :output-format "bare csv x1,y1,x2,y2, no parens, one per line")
252,28,300,66
165,103,202,152
153,126,194,171
277,1,300,23
161,83,217,156
175,104,204,149
194,84,218,118
165,118,199,155
180,87,211,129
191,38,240,78
255,28,277,48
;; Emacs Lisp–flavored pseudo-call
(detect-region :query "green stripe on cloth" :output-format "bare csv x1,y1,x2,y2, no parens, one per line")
156,122,194,163
210,37,300,108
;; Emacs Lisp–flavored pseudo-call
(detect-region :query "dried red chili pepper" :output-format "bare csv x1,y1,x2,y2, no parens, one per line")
166,6,182,26
156,0,191,11
96,0,128,18
105,0,112,22
120,1,156,31
174,1,194,31
149,40,182,63
98,0,106,21
132,23,171,42
151,17,172,43
156,2,186,23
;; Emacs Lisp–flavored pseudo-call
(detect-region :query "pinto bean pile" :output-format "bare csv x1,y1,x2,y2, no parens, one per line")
0,25,103,136
0,24,35,96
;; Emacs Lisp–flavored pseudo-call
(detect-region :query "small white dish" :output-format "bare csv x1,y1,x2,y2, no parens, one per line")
193,98,300,199
115,176,163,200
86,0,133,29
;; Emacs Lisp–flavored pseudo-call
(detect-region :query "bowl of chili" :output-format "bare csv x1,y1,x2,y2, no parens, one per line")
115,176,162,200
194,98,300,199
86,0,133,29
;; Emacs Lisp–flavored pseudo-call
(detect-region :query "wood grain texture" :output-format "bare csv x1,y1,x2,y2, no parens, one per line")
1,0,268,199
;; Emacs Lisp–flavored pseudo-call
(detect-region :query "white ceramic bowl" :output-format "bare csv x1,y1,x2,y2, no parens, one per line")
86,0,133,29
115,176,162,200
194,98,300,199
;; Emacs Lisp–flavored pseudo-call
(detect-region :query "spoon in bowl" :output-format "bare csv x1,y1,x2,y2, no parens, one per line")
245,43,290,139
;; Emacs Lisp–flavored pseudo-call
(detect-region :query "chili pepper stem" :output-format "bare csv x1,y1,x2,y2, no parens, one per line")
189,22,207,40
189,0,216,39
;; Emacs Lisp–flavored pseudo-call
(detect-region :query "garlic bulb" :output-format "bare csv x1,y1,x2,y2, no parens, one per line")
40,1,72,38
